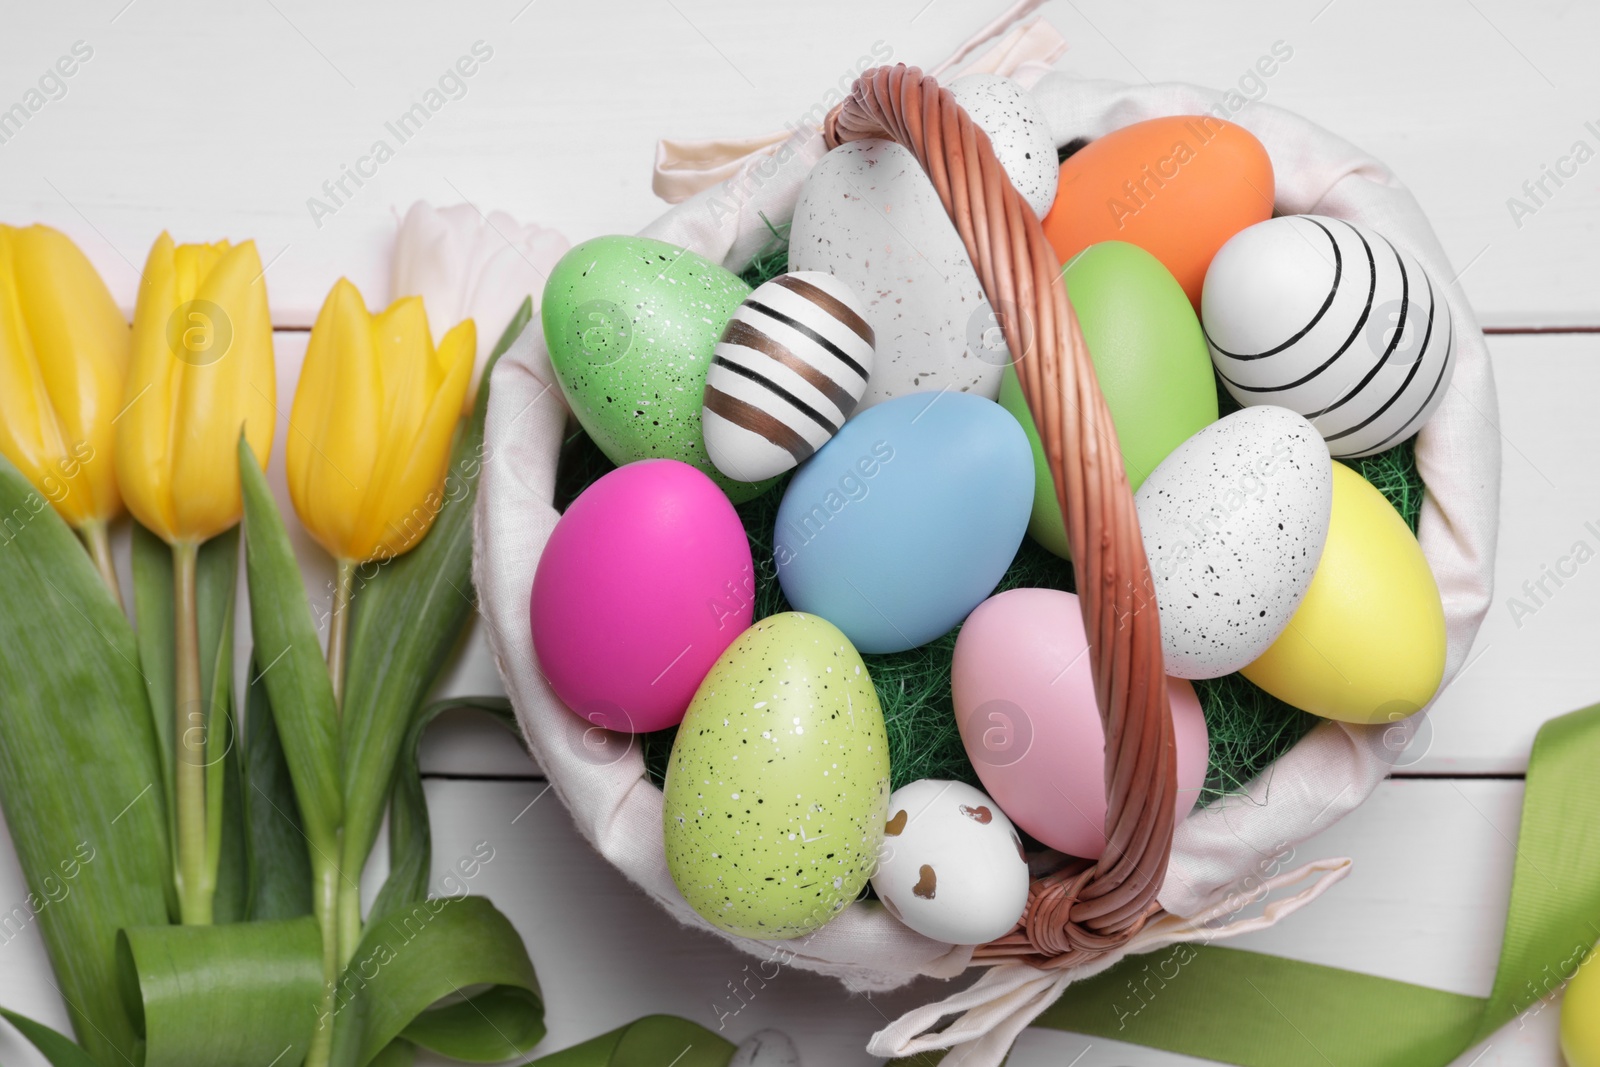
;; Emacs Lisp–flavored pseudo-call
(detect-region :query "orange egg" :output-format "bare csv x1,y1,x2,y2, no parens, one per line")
1042,116,1274,307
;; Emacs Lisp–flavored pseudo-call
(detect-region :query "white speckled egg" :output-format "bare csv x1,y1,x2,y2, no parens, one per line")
1136,406,1334,679
870,779,1029,945
703,270,875,482
949,73,1058,218
1203,214,1457,458
789,139,1008,410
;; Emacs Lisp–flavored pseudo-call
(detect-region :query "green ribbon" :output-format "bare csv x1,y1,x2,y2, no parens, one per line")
328,895,544,1067
527,1016,736,1066
999,700,1600,1065
117,917,325,1065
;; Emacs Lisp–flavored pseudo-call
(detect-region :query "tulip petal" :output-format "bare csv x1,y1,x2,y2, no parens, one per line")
9,225,131,525
375,317,474,561
169,240,275,544
117,232,183,542
289,279,380,561
0,228,61,509
349,297,435,560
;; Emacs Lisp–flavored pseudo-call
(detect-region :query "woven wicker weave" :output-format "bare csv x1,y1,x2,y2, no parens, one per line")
823,65,1178,969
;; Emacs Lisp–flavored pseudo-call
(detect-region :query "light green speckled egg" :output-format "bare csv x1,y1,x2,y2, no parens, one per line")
662,612,889,939
542,235,773,503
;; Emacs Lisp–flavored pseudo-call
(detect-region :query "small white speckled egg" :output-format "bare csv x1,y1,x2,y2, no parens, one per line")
870,779,1029,945
703,270,875,482
1135,406,1334,679
789,139,1008,410
949,73,1058,218
1203,215,1457,458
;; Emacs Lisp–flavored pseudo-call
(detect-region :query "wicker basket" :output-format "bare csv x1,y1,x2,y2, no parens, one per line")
475,61,1501,1064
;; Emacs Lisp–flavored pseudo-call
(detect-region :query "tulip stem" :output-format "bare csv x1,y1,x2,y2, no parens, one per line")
336,871,362,968
173,541,212,925
81,521,123,612
306,849,342,1067
327,558,362,973
328,559,354,710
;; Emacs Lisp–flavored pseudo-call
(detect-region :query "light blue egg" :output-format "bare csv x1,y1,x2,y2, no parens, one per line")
774,391,1033,653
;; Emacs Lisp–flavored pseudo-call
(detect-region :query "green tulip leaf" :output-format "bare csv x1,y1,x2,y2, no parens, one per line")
370,696,517,925
131,522,177,830
327,895,544,1067
370,1040,417,1067
201,530,248,924
118,916,323,1065
192,529,239,701
402,984,546,1061
243,653,314,921
527,1016,737,1066
238,438,342,856
0,455,173,1065
0,1008,99,1067
208,689,250,924
340,300,532,919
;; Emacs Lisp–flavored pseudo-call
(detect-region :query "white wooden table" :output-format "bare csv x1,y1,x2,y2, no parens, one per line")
3,1,1598,1063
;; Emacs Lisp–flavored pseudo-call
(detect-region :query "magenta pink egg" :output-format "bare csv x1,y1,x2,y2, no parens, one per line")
952,587,1208,860
531,459,755,733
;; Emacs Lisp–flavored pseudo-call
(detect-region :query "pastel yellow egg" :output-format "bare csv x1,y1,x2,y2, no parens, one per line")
1565,944,1600,1067
1240,462,1444,724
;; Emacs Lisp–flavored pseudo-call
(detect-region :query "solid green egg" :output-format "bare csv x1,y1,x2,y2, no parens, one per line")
542,235,774,502
662,612,890,939
1000,240,1219,558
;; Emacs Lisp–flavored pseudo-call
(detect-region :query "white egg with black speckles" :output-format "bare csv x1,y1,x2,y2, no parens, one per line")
662,612,889,939
789,140,1008,410
1136,406,1334,679
870,779,1029,945
949,73,1058,218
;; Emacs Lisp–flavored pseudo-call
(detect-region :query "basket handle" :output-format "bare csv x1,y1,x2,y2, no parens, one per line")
823,65,1177,968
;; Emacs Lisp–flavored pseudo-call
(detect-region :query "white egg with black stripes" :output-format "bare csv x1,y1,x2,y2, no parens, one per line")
1201,214,1456,458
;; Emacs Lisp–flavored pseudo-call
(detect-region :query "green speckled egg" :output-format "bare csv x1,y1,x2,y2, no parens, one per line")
662,612,889,939
542,235,773,502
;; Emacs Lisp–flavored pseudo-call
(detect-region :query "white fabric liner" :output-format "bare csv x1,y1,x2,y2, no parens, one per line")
474,71,1500,1064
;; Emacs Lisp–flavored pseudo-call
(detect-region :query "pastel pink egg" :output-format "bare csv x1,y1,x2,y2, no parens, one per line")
531,459,755,733
952,587,1208,859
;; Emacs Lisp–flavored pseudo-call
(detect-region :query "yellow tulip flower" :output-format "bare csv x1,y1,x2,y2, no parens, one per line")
288,278,474,566
113,234,277,924
0,224,130,530
115,233,276,547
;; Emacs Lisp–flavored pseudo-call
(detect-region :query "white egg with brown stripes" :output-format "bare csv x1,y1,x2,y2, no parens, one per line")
702,271,875,482
869,778,1029,945
1202,214,1457,458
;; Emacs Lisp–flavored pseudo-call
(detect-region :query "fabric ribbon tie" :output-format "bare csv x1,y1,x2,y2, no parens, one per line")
650,3,1066,204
